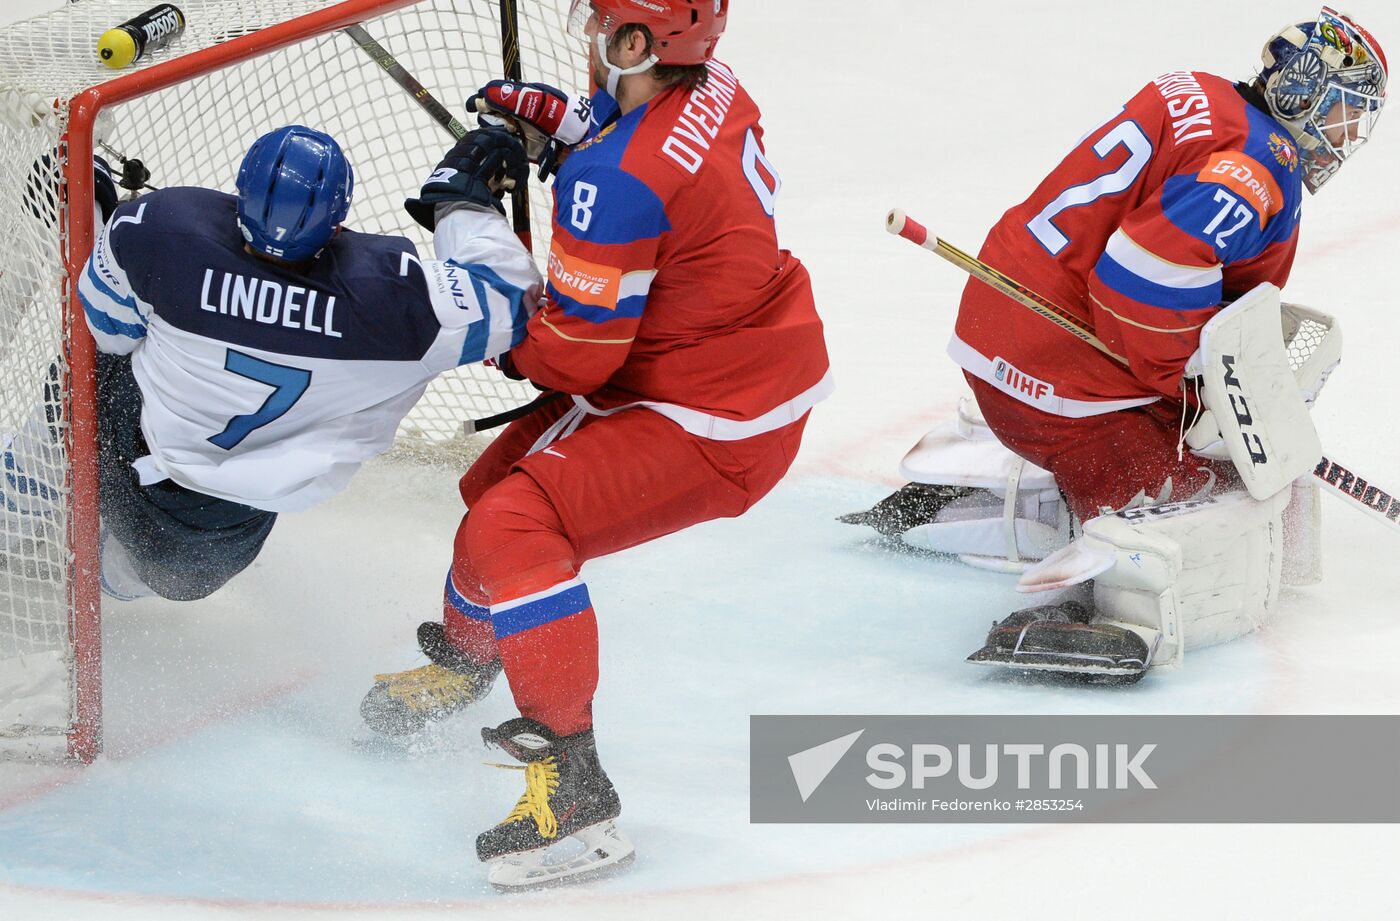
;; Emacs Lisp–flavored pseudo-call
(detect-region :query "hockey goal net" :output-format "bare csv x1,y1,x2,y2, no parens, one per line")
0,0,580,761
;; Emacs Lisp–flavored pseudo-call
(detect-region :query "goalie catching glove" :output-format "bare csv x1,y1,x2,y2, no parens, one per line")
404,127,528,230
467,80,593,180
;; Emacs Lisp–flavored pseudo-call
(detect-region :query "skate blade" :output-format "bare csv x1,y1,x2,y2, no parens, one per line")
966,650,1146,679
487,820,635,891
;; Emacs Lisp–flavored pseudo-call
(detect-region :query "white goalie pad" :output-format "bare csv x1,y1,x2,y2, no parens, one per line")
898,397,1073,571
1184,284,1323,500
99,530,157,602
1020,490,1289,669
0,88,115,146
900,397,1058,491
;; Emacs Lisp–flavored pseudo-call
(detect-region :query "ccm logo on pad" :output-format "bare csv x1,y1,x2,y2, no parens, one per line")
1221,354,1268,466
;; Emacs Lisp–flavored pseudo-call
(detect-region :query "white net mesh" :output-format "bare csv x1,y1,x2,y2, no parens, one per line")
1282,304,1331,372
0,0,581,757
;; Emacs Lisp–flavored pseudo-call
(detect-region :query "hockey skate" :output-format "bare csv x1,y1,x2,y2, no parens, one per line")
477,717,634,890
966,602,1151,684
359,622,501,735
838,483,978,538
840,397,1077,572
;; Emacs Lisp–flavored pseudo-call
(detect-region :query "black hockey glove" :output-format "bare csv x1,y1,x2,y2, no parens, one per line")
23,154,121,227
93,156,120,223
491,350,528,382
404,127,528,230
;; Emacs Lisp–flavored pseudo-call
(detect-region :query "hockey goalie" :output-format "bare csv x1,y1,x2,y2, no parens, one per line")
844,6,1384,682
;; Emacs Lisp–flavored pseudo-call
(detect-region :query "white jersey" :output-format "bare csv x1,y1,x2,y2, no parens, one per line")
78,187,539,512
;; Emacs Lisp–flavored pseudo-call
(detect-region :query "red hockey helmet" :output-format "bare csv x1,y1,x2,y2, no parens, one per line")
567,0,729,66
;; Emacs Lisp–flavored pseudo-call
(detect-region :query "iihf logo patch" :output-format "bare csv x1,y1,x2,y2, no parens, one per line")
994,360,1007,382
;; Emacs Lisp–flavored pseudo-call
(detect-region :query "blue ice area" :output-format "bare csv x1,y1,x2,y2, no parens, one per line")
0,471,1283,906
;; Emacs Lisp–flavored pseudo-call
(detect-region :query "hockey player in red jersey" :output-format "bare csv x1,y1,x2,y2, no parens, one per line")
361,0,829,888
846,7,1384,681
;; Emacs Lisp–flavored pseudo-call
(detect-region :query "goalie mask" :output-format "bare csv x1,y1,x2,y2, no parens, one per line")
1260,6,1388,193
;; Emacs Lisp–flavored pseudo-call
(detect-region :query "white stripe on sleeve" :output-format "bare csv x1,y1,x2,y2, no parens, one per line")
1104,229,1222,290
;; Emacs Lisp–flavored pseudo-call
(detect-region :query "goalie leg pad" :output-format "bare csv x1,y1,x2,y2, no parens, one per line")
1083,489,1290,668
1282,475,1322,586
839,397,1073,570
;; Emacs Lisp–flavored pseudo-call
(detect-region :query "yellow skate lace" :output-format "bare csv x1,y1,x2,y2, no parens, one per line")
372,663,475,712
490,757,562,840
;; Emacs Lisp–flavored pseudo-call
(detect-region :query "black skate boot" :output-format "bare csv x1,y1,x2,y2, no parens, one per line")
966,601,1151,684
359,622,500,735
476,717,633,889
838,482,979,537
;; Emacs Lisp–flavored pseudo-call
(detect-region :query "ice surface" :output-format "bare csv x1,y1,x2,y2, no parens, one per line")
3,0,1399,918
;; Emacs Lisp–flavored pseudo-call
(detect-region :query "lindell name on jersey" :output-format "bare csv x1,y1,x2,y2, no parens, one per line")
198,268,342,338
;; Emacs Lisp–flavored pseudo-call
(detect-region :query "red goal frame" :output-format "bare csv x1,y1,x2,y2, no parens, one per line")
58,0,424,763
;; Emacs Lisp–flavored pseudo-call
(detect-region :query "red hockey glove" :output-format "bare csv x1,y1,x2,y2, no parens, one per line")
467,80,592,180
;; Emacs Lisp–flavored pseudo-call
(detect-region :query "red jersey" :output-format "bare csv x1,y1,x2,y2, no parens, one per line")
952,73,1304,417
511,61,830,440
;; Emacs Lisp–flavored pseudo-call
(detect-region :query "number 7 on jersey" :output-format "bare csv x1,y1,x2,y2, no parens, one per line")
208,349,312,450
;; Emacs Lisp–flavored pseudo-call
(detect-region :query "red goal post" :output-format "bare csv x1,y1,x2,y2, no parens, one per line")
0,0,579,763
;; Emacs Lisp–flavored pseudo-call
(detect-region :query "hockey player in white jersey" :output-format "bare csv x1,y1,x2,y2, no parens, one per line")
64,124,539,600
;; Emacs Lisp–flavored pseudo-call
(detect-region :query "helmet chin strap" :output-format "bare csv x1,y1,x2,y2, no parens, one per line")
594,31,658,97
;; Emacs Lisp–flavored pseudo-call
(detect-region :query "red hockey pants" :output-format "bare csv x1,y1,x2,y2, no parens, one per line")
966,375,1234,523
440,398,808,736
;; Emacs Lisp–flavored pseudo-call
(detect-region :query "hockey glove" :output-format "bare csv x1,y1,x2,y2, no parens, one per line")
488,351,528,382
404,127,528,230
467,80,593,180
93,156,121,224
23,154,121,227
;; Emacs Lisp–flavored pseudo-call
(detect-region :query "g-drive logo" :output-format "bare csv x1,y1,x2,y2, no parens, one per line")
789,730,1157,801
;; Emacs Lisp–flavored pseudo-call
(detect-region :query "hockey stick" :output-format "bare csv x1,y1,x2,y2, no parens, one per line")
344,22,554,434
463,390,562,434
342,24,467,140
499,0,533,251
886,209,1126,363
885,207,1400,533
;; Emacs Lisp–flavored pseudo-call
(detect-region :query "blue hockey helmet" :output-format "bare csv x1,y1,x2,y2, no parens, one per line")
236,125,353,261
1259,7,1387,193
